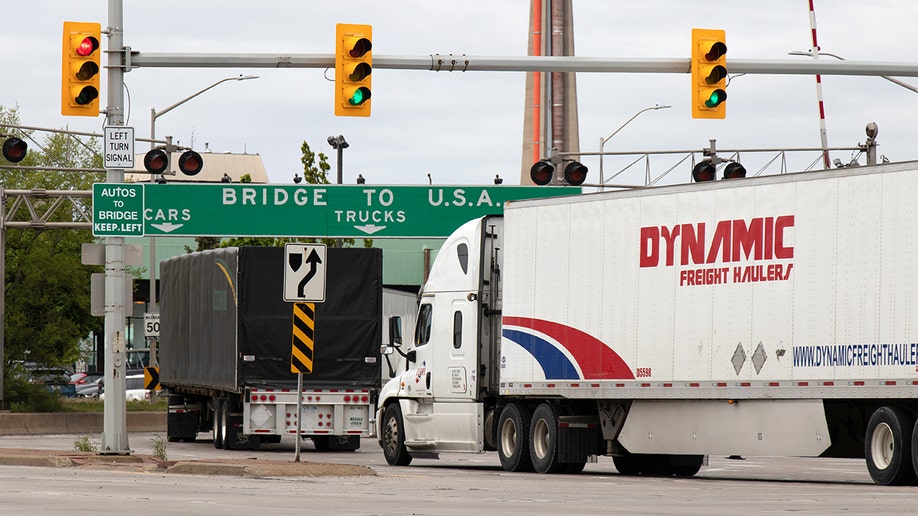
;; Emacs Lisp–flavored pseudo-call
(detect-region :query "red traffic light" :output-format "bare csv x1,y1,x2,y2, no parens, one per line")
692,162,716,182
723,162,747,179
76,35,99,57
530,161,553,185
564,161,588,186
2,137,28,163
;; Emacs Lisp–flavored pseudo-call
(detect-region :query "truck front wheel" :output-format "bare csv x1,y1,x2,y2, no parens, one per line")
382,403,412,466
498,403,534,472
865,406,917,485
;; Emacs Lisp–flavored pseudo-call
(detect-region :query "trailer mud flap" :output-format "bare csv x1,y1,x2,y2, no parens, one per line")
617,399,830,457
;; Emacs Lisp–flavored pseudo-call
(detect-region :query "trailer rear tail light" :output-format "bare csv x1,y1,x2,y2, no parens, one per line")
344,395,351,402
361,395,369,402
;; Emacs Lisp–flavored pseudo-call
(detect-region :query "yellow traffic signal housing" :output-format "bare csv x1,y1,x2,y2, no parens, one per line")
691,28,727,119
335,23,372,117
62,21,102,117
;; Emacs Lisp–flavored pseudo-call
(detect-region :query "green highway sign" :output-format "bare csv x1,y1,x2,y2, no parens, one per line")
92,183,144,237
91,184,580,238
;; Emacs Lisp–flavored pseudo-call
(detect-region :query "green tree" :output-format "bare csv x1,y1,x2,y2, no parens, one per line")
0,106,104,374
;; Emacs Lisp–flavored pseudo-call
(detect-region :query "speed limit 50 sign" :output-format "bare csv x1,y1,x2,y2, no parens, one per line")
144,313,160,341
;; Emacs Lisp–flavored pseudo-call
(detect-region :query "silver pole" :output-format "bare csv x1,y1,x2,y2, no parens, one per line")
294,372,303,462
102,0,130,455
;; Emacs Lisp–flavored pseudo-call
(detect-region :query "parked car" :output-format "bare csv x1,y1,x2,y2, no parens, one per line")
99,372,150,401
13,363,76,398
70,371,103,386
74,375,104,398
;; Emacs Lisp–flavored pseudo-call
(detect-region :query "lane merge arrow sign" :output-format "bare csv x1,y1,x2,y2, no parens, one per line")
284,243,326,302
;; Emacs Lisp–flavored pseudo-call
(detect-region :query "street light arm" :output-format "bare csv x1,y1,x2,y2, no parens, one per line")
789,50,918,94
601,104,672,146
598,104,671,191
153,75,259,121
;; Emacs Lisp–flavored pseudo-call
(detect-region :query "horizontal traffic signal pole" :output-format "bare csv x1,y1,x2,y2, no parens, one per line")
127,52,918,77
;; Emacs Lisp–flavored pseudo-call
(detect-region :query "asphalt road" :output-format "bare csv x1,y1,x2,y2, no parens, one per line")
1,433,918,514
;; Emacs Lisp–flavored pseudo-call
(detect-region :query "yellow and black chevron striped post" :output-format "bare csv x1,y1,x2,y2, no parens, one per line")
291,302,315,374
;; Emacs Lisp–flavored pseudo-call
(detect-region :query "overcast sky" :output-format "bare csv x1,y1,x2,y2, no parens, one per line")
4,1,917,187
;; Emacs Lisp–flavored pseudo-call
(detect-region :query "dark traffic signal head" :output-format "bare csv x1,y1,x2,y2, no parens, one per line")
530,161,554,185
723,162,747,179
2,137,28,163
692,161,716,182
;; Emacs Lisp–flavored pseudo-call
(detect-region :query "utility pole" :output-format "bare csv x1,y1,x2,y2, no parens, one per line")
101,0,130,454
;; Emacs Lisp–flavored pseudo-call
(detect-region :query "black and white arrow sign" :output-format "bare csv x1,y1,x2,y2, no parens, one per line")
283,244,327,302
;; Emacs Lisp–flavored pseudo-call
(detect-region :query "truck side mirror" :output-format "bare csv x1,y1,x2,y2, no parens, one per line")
388,316,403,347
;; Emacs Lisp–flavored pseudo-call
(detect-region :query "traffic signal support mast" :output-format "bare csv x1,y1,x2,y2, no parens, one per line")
128,51,918,78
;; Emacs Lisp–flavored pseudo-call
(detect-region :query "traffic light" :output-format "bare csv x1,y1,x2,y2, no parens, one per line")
692,161,716,182
530,160,588,186
2,137,28,163
722,162,747,179
143,149,204,177
691,28,727,119
530,161,554,185
564,162,588,186
61,21,102,117
335,23,372,117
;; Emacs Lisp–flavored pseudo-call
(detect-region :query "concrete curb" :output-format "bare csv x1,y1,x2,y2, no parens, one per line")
0,412,166,435
0,454,75,468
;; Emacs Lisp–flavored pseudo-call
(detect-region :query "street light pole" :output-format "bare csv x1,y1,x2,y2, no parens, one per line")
147,74,259,359
327,135,349,247
327,135,349,186
599,104,671,190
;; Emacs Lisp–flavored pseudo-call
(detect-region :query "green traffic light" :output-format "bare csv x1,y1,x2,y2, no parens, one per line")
348,87,371,106
704,89,727,108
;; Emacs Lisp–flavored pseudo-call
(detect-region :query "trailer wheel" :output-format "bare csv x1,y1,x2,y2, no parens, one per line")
212,399,224,450
669,455,704,477
498,403,534,472
382,403,412,466
865,406,917,485
613,455,642,475
530,403,563,474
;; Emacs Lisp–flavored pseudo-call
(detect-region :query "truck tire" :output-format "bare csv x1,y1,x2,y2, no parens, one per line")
498,403,534,472
669,455,704,477
865,406,917,485
613,455,642,475
212,399,225,450
382,403,412,466
530,403,563,474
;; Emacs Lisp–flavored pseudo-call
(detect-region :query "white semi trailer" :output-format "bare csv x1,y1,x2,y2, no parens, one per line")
378,160,918,485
